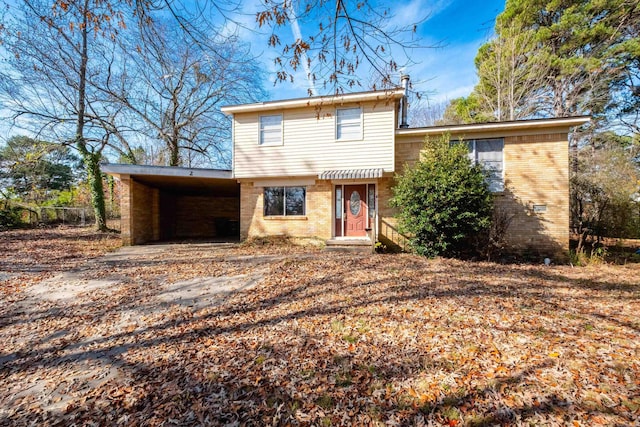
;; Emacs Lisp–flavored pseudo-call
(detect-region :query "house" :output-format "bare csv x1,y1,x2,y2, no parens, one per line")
103,81,589,258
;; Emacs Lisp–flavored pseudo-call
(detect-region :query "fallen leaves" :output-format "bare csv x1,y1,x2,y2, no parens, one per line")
0,227,639,425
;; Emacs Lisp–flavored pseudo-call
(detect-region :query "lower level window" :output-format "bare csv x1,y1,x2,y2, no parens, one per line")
264,186,306,216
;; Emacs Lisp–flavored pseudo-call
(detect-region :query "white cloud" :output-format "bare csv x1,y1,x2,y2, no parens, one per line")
389,0,453,29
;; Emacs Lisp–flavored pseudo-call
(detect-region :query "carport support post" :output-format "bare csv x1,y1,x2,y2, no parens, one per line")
118,176,160,245
120,176,133,245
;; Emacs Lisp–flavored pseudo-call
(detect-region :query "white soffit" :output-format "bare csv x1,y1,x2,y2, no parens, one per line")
221,89,405,115
101,164,233,179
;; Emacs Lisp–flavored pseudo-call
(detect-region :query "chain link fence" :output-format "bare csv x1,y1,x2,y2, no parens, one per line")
1,201,120,229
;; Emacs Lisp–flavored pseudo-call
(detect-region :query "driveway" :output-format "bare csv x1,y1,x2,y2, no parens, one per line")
1,242,304,418
21,243,272,309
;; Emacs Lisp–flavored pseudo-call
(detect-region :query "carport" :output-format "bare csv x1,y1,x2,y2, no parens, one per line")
102,164,239,245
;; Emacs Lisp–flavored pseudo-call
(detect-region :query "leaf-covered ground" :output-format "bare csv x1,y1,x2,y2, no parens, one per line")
1,227,639,426
0,226,121,296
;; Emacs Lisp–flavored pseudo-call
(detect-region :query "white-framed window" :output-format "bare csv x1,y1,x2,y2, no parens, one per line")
259,114,283,146
264,186,306,216
453,138,504,192
466,138,504,192
336,107,362,141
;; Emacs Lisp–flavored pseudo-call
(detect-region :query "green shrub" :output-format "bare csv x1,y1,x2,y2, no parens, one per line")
0,205,24,230
570,245,609,266
390,136,493,258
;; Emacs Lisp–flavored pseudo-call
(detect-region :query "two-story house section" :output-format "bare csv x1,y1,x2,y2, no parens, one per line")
221,89,405,244
221,89,589,258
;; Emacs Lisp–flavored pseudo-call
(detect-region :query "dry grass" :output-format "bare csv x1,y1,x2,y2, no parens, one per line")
0,227,638,426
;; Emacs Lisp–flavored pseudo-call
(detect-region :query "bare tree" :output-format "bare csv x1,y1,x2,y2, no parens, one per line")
0,0,132,230
408,99,448,128
474,25,549,121
571,134,640,250
257,0,426,93
57,0,428,95
616,53,640,135
0,0,265,235
99,21,264,167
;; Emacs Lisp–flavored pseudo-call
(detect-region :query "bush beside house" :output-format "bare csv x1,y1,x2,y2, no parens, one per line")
391,137,493,258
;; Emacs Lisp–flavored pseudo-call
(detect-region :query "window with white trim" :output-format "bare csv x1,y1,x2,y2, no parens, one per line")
264,186,306,216
336,107,362,140
259,114,283,145
460,138,504,192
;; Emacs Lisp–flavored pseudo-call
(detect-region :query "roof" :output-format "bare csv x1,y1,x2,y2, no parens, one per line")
318,169,384,180
221,88,405,115
101,164,232,180
396,116,590,136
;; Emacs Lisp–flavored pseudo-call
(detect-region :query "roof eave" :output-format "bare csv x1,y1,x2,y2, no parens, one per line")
101,164,233,180
395,116,591,136
221,88,405,115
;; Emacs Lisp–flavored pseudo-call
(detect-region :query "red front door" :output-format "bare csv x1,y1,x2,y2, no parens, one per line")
344,185,367,237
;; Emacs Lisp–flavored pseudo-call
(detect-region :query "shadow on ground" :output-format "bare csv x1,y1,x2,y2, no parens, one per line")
0,242,638,425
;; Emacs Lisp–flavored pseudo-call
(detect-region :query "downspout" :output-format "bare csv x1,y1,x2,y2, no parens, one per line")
399,74,410,128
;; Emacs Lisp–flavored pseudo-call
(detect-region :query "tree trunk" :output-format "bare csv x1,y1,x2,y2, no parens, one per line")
76,0,107,232
84,152,108,231
169,138,180,166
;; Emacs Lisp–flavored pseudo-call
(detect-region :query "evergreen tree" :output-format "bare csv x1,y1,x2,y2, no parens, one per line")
461,0,639,132
0,136,78,203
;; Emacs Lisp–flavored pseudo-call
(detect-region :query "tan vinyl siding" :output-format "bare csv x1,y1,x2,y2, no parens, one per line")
233,101,396,178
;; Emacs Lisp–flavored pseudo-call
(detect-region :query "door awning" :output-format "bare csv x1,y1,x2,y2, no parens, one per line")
318,168,384,180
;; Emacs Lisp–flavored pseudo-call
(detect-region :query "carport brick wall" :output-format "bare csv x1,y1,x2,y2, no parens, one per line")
240,181,332,240
121,178,160,245
120,177,132,245
172,195,239,238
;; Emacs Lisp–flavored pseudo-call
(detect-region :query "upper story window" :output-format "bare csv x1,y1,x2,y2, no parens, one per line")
336,107,362,141
465,138,504,192
259,114,283,146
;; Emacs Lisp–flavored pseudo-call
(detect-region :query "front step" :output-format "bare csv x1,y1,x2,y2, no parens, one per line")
325,238,373,253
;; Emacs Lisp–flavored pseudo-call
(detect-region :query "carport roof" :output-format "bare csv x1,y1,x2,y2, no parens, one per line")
102,164,232,179
102,164,237,196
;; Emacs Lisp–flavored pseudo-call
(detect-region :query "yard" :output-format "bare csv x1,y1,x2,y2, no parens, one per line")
0,227,639,426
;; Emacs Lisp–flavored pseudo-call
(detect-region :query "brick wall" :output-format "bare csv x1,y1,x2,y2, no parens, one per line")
499,133,569,257
172,195,239,238
390,132,570,257
240,180,333,240
120,178,160,245
120,177,240,244
120,177,132,245
395,141,423,172
377,177,395,220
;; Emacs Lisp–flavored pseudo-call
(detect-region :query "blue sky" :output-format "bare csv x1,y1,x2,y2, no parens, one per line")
410,0,505,102
0,0,506,143
233,0,506,104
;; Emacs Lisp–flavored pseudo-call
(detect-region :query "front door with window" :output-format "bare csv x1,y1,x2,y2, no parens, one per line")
344,185,367,237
